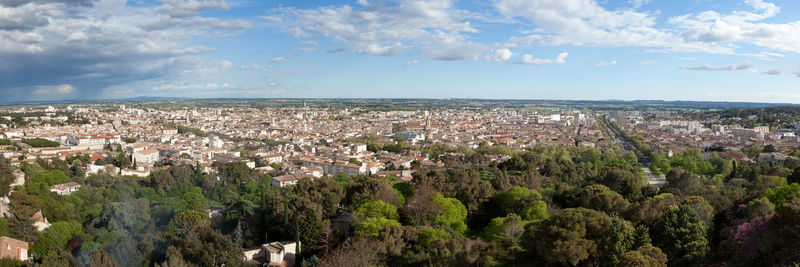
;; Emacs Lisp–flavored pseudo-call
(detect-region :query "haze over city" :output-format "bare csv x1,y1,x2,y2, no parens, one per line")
2,0,800,103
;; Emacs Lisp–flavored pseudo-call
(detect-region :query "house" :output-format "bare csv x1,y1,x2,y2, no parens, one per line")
133,149,159,164
31,210,51,232
204,207,224,219
121,167,151,177
390,132,425,143
243,241,299,267
300,158,366,176
50,182,81,195
258,154,283,164
0,236,27,261
271,173,312,188
87,164,119,176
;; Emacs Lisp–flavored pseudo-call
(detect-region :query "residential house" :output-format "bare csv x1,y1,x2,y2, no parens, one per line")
271,173,313,188
243,241,299,267
0,236,27,261
50,182,81,195
31,210,51,232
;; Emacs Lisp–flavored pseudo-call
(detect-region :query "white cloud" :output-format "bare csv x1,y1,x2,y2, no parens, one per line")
271,0,481,60
0,0,251,98
493,0,800,55
360,43,405,56
404,59,419,66
493,0,681,48
596,61,618,66
670,0,800,54
629,0,652,8
32,84,75,95
484,48,513,62
157,0,230,17
425,42,486,61
516,52,568,65
270,56,288,63
640,60,658,64
793,71,800,78
680,62,754,71
505,34,542,47
761,68,782,75
240,63,266,71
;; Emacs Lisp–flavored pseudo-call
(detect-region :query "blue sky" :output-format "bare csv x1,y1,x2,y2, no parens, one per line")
1,0,800,103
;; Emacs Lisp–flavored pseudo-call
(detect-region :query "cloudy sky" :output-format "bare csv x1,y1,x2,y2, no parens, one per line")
2,0,800,103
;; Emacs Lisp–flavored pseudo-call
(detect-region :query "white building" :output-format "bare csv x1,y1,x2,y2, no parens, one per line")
243,241,299,266
133,149,160,164
50,182,81,195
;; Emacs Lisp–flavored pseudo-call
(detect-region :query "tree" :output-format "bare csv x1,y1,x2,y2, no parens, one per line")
768,196,800,264
451,169,494,214
356,200,399,220
432,194,468,235
579,184,630,215
765,183,800,209
21,138,59,147
493,186,542,216
355,217,401,238
89,250,120,267
31,170,66,187
602,166,646,200
0,159,15,196
617,244,668,267
40,251,72,266
401,186,443,226
347,177,403,207
8,193,41,243
482,213,525,242
180,226,241,266
319,239,385,267
653,205,709,266
33,220,85,257
168,210,210,238
531,208,636,266
631,193,681,227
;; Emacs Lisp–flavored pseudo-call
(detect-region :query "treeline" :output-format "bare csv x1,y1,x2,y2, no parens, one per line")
316,145,800,266
3,143,800,266
22,138,59,147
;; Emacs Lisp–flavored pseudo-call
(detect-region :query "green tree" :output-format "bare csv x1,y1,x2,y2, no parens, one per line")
768,196,800,263
616,244,668,267
355,217,401,238
89,250,120,267
765,183,800,209
579,184,630,215
432,193,468,235
531,208,635,266
180,226,241,266
168,210,210,238
356,200,399,220
33,220,85,256
653,205,709,266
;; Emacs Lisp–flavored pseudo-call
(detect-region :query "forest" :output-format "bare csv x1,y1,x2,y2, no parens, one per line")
0,143,799,266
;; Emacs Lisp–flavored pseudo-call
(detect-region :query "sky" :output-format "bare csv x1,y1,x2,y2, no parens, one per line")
2,0,800,103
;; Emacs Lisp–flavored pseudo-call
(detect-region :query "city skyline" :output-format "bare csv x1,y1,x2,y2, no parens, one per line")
2,0,800,103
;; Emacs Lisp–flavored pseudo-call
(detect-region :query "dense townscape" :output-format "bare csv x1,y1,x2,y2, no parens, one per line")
0,99,797,266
